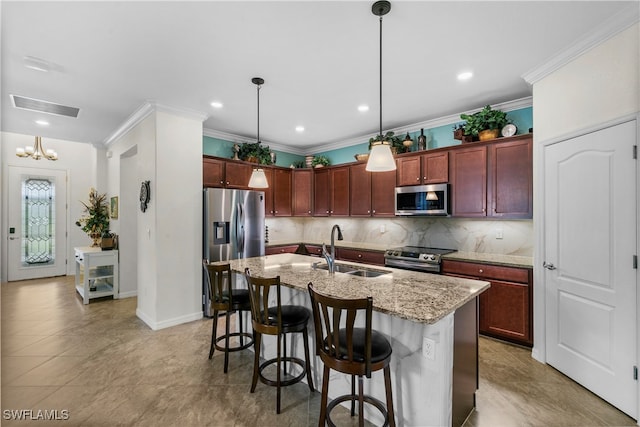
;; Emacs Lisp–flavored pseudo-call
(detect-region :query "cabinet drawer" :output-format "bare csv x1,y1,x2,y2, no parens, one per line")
337,248,385,266
265,244,300,255
441,259,529,283
304,244,324,257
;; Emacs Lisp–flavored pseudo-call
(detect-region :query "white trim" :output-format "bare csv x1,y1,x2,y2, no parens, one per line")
117,290,137,299
103,101,208,147
136,308,204,331
202,128,307,156
522,4,640,85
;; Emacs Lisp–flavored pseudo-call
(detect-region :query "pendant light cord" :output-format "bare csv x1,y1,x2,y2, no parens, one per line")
379,14,383,140
257,83,261,143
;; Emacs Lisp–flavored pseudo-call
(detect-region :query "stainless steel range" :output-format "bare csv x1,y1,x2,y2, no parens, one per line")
384,246,456,273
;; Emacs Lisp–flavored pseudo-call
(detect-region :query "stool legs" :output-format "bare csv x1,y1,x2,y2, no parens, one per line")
302,327,314,391
208,310,219,359
224,310,231,373
251,332,262,393
384,366,396,427
319,365,330,427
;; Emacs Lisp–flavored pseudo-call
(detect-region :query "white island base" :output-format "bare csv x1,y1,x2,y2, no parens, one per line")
241,280,478,427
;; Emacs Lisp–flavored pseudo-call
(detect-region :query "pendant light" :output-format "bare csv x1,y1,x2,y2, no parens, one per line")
366,0,396,172
248,77,269,188
15,136,58,160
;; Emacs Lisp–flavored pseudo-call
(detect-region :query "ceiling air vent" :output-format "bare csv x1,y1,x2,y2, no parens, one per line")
10,95,80,118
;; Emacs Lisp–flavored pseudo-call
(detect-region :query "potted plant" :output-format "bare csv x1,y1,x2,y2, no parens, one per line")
369,131,404,154
312,155,330,168
237,142,273,165
75,188,110,247
460,105,508,141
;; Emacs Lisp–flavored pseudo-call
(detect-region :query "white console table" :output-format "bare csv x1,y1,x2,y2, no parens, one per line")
74,246,119,304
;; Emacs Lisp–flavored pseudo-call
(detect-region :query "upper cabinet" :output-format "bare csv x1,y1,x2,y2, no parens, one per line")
225,161,253,188
272,168,292,216
203,157,225,187
488,137,533,218
350,163,372,217
371,169,396,217
313,166,350,216
293,169,313,216
396,151,448,186
450,145,488,217
203,156,252,189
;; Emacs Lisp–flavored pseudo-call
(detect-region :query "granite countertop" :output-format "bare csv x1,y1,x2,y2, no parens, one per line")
224,253,490,325
266,241,533,268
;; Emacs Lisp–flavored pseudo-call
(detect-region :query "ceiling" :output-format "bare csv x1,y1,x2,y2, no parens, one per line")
1,1,637,153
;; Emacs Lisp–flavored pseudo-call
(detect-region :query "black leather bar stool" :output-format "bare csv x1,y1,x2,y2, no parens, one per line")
307,283,395,427
245,268,314,414
204,262,253,373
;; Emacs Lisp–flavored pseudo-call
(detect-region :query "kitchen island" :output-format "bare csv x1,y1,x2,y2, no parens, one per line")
225,253,490,426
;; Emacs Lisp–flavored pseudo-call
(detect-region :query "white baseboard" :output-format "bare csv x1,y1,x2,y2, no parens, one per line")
135,308,204,331
117,290,137,299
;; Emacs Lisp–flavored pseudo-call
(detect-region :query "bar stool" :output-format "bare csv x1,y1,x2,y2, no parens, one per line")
307,283,395,427
204,262,253,373
245,268,314,414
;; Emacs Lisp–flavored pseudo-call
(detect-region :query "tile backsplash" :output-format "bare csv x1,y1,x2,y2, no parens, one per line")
266,217,533,256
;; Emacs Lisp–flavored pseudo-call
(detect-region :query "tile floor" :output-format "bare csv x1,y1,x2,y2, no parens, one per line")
1,275,636,426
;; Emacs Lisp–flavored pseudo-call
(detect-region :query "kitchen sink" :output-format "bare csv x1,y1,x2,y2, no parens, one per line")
313,262,392,278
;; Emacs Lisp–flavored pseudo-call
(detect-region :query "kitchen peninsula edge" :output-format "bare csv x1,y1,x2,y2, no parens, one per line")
224,253,490,426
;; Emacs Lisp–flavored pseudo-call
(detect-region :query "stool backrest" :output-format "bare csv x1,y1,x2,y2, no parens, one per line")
307,283,373,378
245,268,282,336
204,261,233,311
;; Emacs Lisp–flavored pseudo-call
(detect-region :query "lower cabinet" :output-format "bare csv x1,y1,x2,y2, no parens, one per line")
336,247,385,266
265,244,301,255
442,259,533,347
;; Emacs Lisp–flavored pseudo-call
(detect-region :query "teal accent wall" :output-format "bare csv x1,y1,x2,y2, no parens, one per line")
202,136,305,168
312,106,533,165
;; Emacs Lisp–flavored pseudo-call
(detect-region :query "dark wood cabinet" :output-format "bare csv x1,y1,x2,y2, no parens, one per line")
371,169,396,217
396,156,421,186
442,259,533,346
331,166,350,216
337,247,385,266
263,168,274,215
203,157,225,187
225,161,253,188
450,145,487,217
272,168,292,216
488,136,533,218
303,244,324,257
265,244,301,255
293,169,313,216
350,163,372,217
313,168,330,216
422,151,449,184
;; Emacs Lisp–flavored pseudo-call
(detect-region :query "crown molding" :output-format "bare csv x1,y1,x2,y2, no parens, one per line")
202,127,307,156
522,4,640,85
305,96,533,154
103,101,208,147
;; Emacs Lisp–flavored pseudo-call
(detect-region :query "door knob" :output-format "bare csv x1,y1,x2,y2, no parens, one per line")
543,262,556,270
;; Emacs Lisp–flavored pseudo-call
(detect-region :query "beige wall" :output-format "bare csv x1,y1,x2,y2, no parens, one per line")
533,23,639,142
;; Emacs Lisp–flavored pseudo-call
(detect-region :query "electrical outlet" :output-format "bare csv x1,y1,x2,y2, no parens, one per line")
423,337,435,360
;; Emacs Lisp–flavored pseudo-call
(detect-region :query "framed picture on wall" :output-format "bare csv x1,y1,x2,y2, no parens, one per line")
110,196,119,219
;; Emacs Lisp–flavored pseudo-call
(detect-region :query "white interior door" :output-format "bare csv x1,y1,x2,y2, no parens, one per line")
544,120,637,418
7,166,67,281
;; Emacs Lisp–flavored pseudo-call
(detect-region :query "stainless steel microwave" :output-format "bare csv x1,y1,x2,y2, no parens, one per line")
395,184,450,216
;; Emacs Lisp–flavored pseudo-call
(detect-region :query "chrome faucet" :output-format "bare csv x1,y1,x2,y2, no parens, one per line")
322,224,344,274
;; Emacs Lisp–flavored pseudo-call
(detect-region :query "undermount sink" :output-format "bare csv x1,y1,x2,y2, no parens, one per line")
313,262,392,278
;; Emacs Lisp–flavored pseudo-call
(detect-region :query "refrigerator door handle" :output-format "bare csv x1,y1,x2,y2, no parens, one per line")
235,203,245,255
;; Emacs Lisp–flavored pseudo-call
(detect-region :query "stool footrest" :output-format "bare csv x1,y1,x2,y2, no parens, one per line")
214,332,254,352
258,356,308,387
326,393,390,427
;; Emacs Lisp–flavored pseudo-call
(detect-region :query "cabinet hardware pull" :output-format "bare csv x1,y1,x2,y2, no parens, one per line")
479,269,483,273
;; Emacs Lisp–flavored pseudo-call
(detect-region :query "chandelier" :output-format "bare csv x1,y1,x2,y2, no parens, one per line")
16,136,58,161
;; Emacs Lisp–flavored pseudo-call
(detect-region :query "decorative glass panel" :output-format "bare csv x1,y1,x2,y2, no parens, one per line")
21,178,55,266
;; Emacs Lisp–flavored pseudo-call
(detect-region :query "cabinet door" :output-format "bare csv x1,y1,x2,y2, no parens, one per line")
313,168,330,216
225,162,252,189
481,280,531,344
349,163,372,217
263,168,274,216
488,137,533,218
203,158,225,187
273,168,292,216
293,169,313,216
422,151,449,184
331,166,350,216
396,156,421,186
371,169,396,217
450,146,487,217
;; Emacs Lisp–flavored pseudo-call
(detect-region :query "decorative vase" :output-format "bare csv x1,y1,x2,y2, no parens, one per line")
478,129,500,141
305,155,314,168
90,233,101,247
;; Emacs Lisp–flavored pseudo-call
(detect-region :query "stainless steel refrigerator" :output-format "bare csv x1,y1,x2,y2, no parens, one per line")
202,188,265,317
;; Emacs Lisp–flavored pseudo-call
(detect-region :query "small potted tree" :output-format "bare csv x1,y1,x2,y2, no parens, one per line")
76,188,110,247
460,105,508,142
237,142,273,165
311,155,330,168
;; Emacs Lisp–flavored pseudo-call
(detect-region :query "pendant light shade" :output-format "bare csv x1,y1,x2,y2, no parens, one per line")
248,168,268,188
366,1,396,173
248,77,269,188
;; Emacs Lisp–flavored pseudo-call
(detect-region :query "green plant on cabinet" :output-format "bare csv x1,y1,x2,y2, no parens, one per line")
460,105,508,138
237,142,273,164
312,155,330,167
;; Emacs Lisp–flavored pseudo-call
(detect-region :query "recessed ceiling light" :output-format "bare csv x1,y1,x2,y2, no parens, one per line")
210,101,223,108
457,71,473,81
358,105,370,112
35,120,49,126
295,126,305,133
